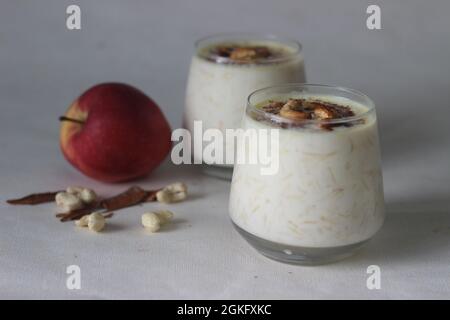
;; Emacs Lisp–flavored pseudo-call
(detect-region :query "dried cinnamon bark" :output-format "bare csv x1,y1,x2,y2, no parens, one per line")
144,190,159,202
7,191,62,205
8,185,165,222
100,186,148,211
58,187,161,222
59,203,102,222
57,186,147,222
57,208,114,221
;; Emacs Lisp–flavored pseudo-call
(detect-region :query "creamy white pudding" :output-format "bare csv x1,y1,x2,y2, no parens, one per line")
184,34,305,176
229,84,385,264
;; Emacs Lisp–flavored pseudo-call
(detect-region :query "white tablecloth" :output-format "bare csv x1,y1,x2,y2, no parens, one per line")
1,0,449,299
1,157,449,299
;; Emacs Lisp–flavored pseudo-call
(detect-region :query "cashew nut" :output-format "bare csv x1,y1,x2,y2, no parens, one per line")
279,99,309,121
55,192,84,213
75,212,106,232
141,212,161,232
87,212,106,232
66,186,97,204
156,182,187,204
313,105,335,119
141,210,174,232
75,215,89,227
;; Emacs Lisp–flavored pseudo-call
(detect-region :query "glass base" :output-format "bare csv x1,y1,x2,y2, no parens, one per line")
232,222,369,265
201,164,234,181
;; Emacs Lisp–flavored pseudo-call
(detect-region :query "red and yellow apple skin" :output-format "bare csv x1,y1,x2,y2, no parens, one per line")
60,83,172,183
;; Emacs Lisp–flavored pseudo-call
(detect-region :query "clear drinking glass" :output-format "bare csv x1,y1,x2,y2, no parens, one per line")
229,84,385,265
183,33,306,180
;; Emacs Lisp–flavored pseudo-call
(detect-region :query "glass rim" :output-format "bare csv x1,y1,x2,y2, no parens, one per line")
195,32,302,64
246,83,375,125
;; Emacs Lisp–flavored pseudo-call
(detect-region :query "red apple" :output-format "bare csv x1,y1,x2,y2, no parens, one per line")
60,83,172,182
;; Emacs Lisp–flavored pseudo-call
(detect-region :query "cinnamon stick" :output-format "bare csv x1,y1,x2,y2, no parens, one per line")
100,186,148,211
59,204,102,222
57,209,114,221
7,191,62,205
8,185,165,223
144,189,160,202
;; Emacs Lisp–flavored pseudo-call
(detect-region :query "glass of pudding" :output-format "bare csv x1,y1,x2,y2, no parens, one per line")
229,84,385,265
184,33,306,179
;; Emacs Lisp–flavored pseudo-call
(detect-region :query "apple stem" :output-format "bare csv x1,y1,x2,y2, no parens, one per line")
59,116,85,125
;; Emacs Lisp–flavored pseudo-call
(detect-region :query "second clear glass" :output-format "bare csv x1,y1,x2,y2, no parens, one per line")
183,33,306,179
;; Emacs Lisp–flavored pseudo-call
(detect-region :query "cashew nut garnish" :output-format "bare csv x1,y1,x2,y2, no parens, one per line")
75,212,106,232
66,186,97,204
141,210,174,233
156,182,187,204
55,192,84,213
279,99,309,121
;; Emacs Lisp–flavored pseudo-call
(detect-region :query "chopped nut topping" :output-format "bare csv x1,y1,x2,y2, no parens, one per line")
262,101,284,114
215,46,233,57
279,99,311,121
280,103,310,121
313,105,335,120
229,47,271,61
283,99,304,111
210,45,273,63
257,98,360,130
229,47,258,60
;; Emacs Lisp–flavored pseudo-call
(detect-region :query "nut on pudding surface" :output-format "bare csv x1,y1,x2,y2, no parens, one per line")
184,34,305,169
229,84,385,263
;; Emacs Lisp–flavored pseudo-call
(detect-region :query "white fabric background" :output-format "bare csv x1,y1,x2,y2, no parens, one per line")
0,0,449,299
